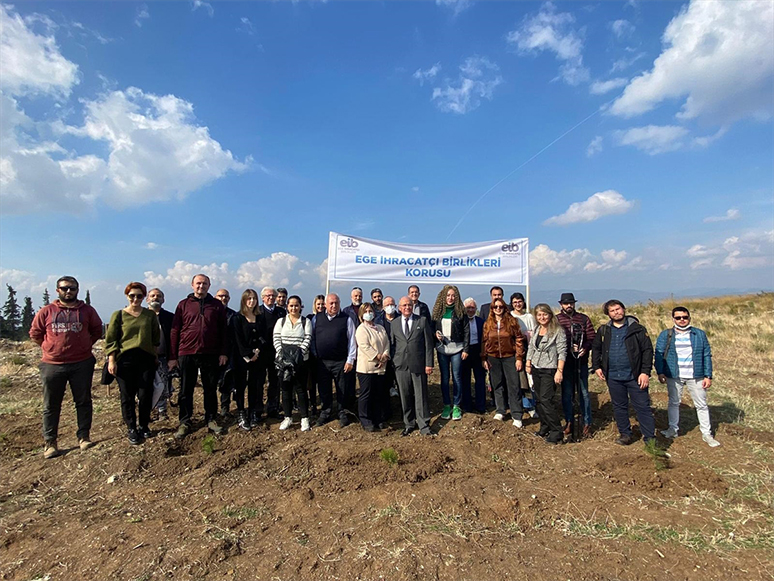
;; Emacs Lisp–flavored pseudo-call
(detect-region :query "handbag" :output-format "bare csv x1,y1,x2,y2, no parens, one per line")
100,310,123,385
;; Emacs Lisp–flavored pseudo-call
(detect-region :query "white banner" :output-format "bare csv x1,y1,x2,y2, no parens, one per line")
327,232,529,286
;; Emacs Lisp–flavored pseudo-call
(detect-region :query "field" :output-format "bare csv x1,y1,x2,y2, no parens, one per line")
1,294,772,581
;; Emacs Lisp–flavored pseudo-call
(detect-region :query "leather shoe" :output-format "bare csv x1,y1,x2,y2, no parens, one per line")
378,422,390,430
401,427,414,437
339,416,351,428
616,435,633,446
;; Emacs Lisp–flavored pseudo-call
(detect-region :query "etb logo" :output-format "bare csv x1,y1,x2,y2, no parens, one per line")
501,241,520,253
340,237,359,248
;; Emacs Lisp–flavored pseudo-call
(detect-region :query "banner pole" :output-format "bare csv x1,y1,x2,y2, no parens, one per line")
526,285,531,311
325,279,330,296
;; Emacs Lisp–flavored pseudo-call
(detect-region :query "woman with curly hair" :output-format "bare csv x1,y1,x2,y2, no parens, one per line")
481,297,525,427
431,285,470,421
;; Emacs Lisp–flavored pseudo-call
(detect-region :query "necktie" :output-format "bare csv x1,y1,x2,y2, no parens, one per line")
404,317,410,336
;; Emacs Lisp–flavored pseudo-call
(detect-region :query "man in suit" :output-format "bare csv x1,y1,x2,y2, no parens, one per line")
407,285,431,319
391,296,435,436
257,286,286,419
478,286,504,322
461,297,486,414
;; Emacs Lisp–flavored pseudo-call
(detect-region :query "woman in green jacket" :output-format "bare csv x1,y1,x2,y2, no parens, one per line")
106,282,160,445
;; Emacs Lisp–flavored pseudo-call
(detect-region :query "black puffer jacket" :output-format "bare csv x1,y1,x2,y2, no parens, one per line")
591,315,653,377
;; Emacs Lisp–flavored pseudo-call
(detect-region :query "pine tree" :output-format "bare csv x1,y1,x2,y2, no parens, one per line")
21,297,35,337
85,290,91,305
42,288,50,306
2,285,21,339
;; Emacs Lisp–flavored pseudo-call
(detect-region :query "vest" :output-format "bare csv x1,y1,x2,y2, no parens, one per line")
314,312,349,361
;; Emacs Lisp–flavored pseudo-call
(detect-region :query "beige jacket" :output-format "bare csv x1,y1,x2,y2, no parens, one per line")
355,323,390,374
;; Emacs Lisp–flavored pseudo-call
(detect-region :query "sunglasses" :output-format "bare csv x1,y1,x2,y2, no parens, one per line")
492,305,505,310
673,315,690,321
128,294,144,300
58,286,78,292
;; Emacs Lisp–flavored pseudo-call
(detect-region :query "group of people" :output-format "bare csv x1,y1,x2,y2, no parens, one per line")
29,275,721,459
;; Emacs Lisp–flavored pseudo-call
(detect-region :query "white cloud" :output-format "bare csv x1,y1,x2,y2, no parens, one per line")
0,4,79,98
413,63,441,86
610,50,646,73
609,19,635,39
703,208,740,223
430,56,503,114
613,125,689,155
586,135,603,157
610,0,774,124
589,77,627,95
135,5,150,28
687,230,774,270
192,0,214,17
239,17,255,35
506,3,589,86
529,244,591,276
584,249,628,272
436,0,472,17
145,242,159,250
412,186,420,192
543,190,635,226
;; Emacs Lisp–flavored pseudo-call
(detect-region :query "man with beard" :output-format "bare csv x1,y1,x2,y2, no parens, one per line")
478,286,504,323
342,287,363,325
556,292,596,438
30,276,103,458
276,288,288,310
214,289,237,417
592,300,655,446
148,288,175,420
370,287,385,327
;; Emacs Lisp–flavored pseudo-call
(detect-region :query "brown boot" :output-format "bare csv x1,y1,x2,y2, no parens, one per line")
43,441,59,459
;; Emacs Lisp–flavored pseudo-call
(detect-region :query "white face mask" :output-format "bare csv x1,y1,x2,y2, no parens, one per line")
363,312,375,322
384,305,396,315
148,301,162,309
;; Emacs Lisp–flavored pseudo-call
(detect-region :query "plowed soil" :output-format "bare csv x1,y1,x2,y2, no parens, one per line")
1,339,772,581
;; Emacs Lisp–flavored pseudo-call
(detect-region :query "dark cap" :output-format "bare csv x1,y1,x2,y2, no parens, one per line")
559,292,577,304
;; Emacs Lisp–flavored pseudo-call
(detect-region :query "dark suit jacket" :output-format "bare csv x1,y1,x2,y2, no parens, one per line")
479,303,492,323
468,315,484,347
390,314,434,374
413,300,431,320
257,304,286,358
156,308,174,358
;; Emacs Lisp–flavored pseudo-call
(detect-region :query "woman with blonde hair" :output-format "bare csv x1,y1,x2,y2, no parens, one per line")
106,282,160,445
431,285,470,421
231,289,267,431
481,297,524,426
525,304,566,444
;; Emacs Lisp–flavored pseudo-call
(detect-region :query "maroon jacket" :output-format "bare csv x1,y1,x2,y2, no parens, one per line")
170,293,228,359
557,310,596,363
30,300,103,364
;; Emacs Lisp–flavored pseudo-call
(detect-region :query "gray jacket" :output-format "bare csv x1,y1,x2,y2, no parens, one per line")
526,327,567,370
390,314,434,374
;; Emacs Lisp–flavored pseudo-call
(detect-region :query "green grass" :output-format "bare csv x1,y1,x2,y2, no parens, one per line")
201,435,216,455
644,439,670,471
221,505,263,520
379,447,399,466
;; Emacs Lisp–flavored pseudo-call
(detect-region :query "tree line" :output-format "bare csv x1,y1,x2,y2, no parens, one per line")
0,285,91,340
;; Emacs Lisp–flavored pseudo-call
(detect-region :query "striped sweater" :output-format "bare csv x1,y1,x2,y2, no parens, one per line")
273,316,312,361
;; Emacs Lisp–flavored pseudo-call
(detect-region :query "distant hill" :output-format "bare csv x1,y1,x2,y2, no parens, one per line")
530,288,771,307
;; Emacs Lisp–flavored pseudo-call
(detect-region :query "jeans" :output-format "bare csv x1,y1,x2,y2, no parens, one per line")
532,368,562,442
607,377,655,441
437,350,463,407
178,354,220,426
115,349,156,430
561,359,592,426
487,355,523,417
461,344,486,412
40,356,95,442
666,377,712,437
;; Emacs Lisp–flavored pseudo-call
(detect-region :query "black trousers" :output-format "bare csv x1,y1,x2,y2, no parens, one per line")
178,354,220,425
487,355,523,417
218,360,234,409
532,368,562,441
316,358,356,420
307,354,318,413
282,362,309,418
116,349,157,430
257,351,281,413
357,372,386,428
232,357,261,412
40,356,95,442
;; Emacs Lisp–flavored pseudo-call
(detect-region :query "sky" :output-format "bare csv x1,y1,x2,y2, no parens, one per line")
1,0,773,319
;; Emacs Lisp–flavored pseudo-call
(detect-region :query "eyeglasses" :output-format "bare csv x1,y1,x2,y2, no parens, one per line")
58,286,78,292
492,305,504,310
128,294,144,300
673,315,690,321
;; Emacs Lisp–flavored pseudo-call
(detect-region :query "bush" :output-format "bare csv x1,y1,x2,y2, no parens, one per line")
380,448,399,466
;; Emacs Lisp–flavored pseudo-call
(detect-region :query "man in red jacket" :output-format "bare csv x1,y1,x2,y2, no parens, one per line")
29,276,103,459
168,274,229,439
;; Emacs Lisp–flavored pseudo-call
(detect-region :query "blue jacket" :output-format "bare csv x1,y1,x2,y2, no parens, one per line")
654,327,713,379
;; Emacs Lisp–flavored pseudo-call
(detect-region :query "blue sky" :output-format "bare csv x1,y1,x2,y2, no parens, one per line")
1,0,773,318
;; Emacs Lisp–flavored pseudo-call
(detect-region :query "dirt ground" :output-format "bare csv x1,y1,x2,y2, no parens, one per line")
1,337,772,581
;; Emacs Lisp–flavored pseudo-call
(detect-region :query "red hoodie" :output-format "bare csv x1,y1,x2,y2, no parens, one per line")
30,300,104,364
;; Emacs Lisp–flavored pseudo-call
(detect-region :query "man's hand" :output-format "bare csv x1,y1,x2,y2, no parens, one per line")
595,369,605,381
425,366,433,375
515,359,523,372
344,363,354,373
168,359,178,370
219,355,228,366
577,348,587,358
554,370,563,385
435,331,443,342
702,377,712,390
637,373,649,389
658,374,666,384
461,352,469,360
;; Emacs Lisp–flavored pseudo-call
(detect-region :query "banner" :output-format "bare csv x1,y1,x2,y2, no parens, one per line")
327,232,529,286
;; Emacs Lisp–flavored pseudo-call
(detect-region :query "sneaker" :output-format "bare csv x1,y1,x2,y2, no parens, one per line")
139,426,152,439
703,434,721,447
452,406,462,421
660,427,678,439
279,417,293,431
339,416,351,427
78,437,94,451
238,412,251,432
390,387,399,397
441,405,452,420
174,423,190,440
300,418,311,432
493,413,504,421
127,429,143,445
207,420,223,435
512,419,523,428
43,441,59,459
250,411,263,428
